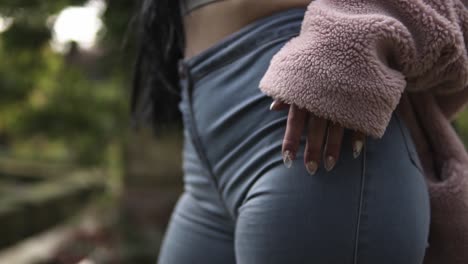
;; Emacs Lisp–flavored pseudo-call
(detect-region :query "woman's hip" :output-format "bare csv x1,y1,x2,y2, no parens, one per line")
176,109,431,263
175,7,431,262
177,5,430,210
208,109,430,262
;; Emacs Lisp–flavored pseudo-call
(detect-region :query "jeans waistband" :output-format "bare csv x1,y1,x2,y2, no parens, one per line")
178,8,306,84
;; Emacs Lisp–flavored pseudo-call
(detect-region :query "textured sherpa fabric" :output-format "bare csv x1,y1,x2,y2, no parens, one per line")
259,0,468,138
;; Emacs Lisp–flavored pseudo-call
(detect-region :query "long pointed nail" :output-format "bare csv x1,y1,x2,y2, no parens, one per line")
306,161,318,175
283,150,293,168
324,156,336,172
269,100,277,111
353,140,364,159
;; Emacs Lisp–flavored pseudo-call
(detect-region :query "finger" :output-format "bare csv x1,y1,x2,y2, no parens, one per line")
270,100,290,111
282,104,307,168
351,131,366,159
323,122,344,172
304,114,328,175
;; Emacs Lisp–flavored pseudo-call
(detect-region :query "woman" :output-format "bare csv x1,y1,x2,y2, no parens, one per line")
132,0,468,263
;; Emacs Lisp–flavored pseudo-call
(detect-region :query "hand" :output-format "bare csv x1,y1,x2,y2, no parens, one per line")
270,99,366,175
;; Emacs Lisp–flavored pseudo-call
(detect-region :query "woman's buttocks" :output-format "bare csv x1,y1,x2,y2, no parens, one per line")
188,70,431,263
179,8,430,262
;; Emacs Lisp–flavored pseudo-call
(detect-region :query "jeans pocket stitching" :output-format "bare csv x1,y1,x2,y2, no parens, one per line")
353,143,367,264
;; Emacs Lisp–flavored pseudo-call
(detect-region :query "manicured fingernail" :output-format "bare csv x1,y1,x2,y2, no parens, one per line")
324,156,336,172
353,140,363,159
306,161,318,175
269,100,277,110
283,150,293,168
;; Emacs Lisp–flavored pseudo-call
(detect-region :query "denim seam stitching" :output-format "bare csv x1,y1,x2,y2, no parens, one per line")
184,66,236,222
353,143,367,264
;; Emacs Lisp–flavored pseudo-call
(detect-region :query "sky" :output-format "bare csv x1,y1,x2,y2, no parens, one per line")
0,16,13,33
51,0,106,52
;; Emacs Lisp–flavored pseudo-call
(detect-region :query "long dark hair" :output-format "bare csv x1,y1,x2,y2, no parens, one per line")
131,0,185,132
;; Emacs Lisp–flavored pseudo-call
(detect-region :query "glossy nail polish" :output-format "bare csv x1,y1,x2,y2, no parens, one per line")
269,100,277,110
283,150,293,168
306,161,318,175
324,156,336,172
353,140,364,159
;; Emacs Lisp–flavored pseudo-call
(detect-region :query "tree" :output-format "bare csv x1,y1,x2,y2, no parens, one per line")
0,0,136,164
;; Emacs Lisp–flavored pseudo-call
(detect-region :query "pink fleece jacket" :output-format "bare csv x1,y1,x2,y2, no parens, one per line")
260,0,468,138
259,0,468,263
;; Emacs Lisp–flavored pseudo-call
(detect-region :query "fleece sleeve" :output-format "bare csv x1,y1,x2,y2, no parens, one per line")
259,0,468,138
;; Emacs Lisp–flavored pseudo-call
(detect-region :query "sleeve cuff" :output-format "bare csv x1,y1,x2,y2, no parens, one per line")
259,35,406,138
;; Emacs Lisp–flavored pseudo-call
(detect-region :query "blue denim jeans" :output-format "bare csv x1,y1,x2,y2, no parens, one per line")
158,8,430,264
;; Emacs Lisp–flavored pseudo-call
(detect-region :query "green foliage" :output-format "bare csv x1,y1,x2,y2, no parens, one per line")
455,110,468,145
0,0,87,20
0,0,134,165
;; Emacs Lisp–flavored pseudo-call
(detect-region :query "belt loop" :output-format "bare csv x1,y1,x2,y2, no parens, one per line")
178,59,194,95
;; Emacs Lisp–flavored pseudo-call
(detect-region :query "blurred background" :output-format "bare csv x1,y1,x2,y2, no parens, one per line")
1,1,468,264
0,0,183,263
